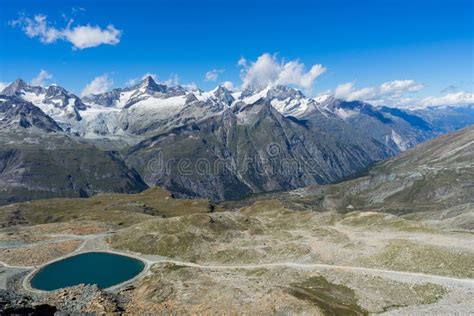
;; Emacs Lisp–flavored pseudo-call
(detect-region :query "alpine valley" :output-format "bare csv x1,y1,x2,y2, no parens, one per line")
1,76,473,204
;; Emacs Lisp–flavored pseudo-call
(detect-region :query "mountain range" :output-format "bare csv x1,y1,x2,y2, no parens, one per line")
1,77,473,203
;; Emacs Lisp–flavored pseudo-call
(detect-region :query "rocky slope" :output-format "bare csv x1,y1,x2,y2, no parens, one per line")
248,125,474,228
327,125,473,210
0,131,148,205
2,79,86,131
126,99,393,200
0,96,62,133
0,96,149,206
1,77,473,202
318,98,434,151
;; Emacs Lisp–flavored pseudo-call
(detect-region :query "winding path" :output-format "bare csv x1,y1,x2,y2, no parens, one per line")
149,259,474,286
2,231,474,291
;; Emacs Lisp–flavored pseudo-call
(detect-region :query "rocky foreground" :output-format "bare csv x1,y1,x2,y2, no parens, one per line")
0,197,473,314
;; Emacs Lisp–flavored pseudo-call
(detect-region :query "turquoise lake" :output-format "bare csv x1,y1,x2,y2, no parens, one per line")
30,252,145,291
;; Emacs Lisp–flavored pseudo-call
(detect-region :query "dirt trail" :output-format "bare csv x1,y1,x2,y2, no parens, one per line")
150,259,474,286
3,231,473,292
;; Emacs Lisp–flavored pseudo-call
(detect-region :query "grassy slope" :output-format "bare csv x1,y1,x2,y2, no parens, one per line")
0,187,215,228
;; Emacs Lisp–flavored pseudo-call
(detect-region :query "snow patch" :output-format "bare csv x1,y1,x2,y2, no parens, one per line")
334,107,357,120
271,97,318,118
241,87,270,104
116,90,136,108
391,129,408,151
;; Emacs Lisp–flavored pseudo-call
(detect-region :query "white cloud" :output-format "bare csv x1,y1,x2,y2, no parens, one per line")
183,82,199,91
62,24,121,49
417,92,474,107
11,14,121,50
205,69,224,82
126,78,138,86
81,74,113,97
278,61,326,90
379,80,424,95
334,80,424,102
334,82,377,101
240,53,326,91
164,73,179,86
241,54,280,90
333,83,353,99
222,81,234,91
332,80,473,108
31,69,53,86
237,57,247,67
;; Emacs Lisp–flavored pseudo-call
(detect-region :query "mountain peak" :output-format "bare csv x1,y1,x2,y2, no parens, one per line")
138,76,167,93
0,95,63,133
239,84,304,103
14,78,27,86
267,85,304,100
140,75,157,87
2,78,29,96
46,84,67,96
213,85,230,93
141,75,156,85
313,94,333,104
213,85,235,106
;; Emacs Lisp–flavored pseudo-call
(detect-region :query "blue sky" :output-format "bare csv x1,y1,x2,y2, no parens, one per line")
0,0,473,106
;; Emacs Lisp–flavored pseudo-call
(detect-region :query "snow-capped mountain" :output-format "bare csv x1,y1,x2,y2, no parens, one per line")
79,76,236,137
315,98,434,151
80,79,330,139
236,85,323,118
0,76,464,153
2,76,474,151
1,77,466,151
127,97,394,200
82,76,187,109
412,104,474,133
227,85,435,153
1,79,86,131
0,95,62,133
1,76,473,202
